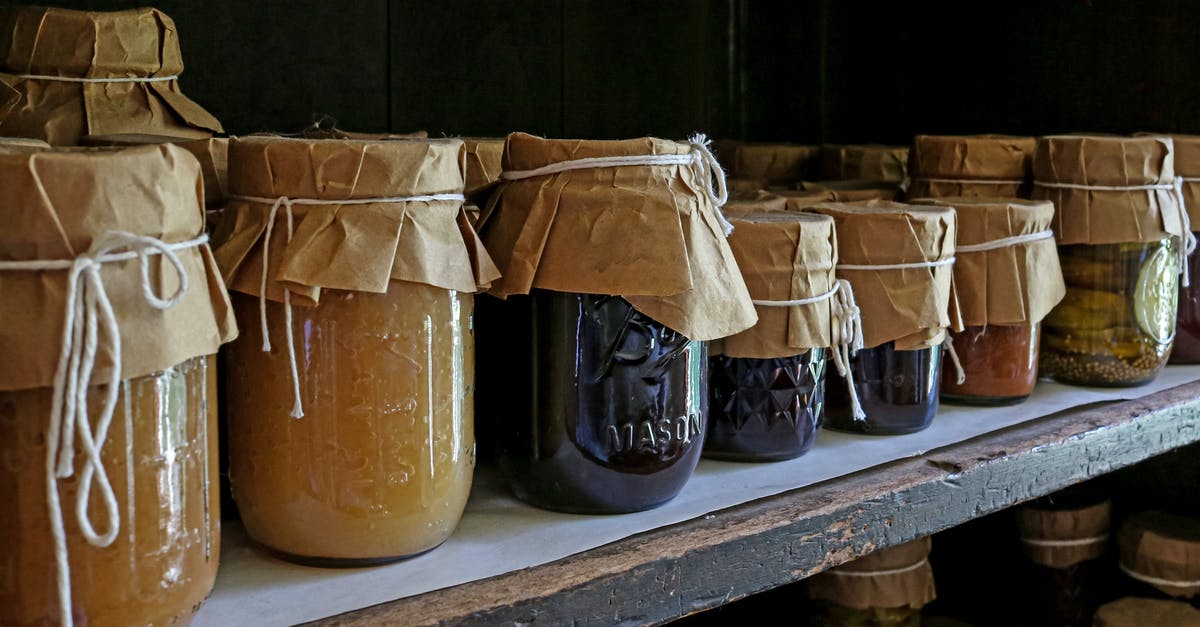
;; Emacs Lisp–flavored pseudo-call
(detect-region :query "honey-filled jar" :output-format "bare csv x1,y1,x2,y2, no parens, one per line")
803,200,959,435
214,136,498,564
1033,136,1188,387
906,134,1036,200
480,133,757,514
706,209,847,462
912,197,1065,405
0,144,237,626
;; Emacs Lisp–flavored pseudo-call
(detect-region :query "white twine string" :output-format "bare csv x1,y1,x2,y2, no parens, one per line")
955,229,1055,253
1034,178,1197,286
827,558,929,578
14,73,178,84
499,134,735,236
1021,534,1109,548
229,193,466,419
0,231,204,627
753,279,866,421
1119,562,1200,589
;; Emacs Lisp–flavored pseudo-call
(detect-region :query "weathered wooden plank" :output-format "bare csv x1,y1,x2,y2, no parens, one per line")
304,382,1200,626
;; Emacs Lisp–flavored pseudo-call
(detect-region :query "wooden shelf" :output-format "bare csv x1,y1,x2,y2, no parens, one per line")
307,380,1200,626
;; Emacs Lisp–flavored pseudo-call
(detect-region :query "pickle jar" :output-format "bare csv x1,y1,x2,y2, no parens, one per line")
1117,511,1200,604
1167,135,1200,363
906,134,1037,199
803,200,958,435
912,198,1065,405
480,133,757,513
706,211,838,462
1016,488,1114,627
805,538,936,627
215,136,496,564
1033,136,1186,387
0,144,236,626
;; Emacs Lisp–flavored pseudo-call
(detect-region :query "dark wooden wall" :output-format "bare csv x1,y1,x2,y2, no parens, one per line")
21,0,1200,141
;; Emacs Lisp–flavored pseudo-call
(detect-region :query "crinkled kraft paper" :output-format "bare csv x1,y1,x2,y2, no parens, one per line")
718,141,819,186
213,136,499,306
907,134,1036,199
482,132,757,341
1119,510,1200,598
0,6,222,145
820,144,908,183
805,200,960,350
1017,498,1111,568
911,197,1064,326
0,143,236,392
806,538,936,610
797,179,901,202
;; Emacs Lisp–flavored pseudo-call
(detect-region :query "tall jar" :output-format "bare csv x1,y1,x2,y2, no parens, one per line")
480,133,757,513
0,6,222,145
214,136,498,564
912,198,1065,405
706,211,839,462
906,134,1036,199
1165,135,1200,363
803,200,959,435
1117,511,1200,604
805,538,937,627
0,144,236,626
1033,136,1186,387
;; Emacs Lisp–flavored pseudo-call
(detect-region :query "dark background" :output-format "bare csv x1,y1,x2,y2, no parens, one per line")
14,0,1200,142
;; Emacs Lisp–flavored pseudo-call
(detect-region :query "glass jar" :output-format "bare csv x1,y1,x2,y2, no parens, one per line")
1117,510,1200,605
824,342,943,435
941,324,1040,405
1042,239,1179,386
0,356,219,627
494,290,707,514
1171,236,1200,363
227,283,474,565
705,350,826,462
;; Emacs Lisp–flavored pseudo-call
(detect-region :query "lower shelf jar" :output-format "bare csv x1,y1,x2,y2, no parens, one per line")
0,356,220,627
941,324,1039,405
705,350,826,462
824,341,942,435
493,290,707,515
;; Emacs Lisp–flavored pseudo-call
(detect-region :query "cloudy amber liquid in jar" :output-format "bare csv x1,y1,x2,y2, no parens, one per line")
0,356,219,627
227,284,474,564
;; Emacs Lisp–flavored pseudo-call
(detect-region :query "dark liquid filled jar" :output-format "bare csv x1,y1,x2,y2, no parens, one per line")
706,350,826,462
1171,235,1200,363
941,324,1040,405
824,342,943,435
494,290,707,514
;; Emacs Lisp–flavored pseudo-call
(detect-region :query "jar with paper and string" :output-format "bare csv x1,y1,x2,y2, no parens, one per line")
0,143,236,626
906,134,1036,199
479,132,757,514
1160,134,1200,363
805,538,937,627
911,197,1065,405
1033,135,1190,387
803,200,959,435
1117,511,1200,605
214,136,498,564
705,207,857,462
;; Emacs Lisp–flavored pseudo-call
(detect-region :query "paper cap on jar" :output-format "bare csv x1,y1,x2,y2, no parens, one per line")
806,537,936,611
797,179,901,202
719,142,820,186
907,135,1036,199
1016,489,1111,568
1118,510,1200,598
1094,597,1200,627
819,144,909,183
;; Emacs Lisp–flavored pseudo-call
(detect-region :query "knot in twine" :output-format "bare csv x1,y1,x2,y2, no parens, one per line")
0,229,203,627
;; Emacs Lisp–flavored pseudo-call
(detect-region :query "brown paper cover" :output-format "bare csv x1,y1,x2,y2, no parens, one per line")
213,136,499,307
778,188,838,212
1033,135,1186,245
806,538,936,610
907,135,1036,199
912,197,1064,326
798,180,901,202
728,177,768,193
1119,510,1200,598
721,142,819,186
0,143,237,392
725,190,788,213
483,132,757,341
1095,598,1200,627
0,136,48,148
463,137,505,206
1150,134,1200,225
0,6,222,146
1016,498,1111,568
81,134,229,211
805,200,960,350
820,144,908,183
712,212,836,358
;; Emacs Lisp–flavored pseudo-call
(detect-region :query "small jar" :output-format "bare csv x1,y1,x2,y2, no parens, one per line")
911,198,1064,405
805,538,936,627
1016,488,1114,627
906,134,1036,199
705,211,839,462
481,133,757,513
804,201,958,436
1033,135,1188,387
1094,598,1200,626
0,144,236,626
1117,511,1200,604
216,136,494,564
